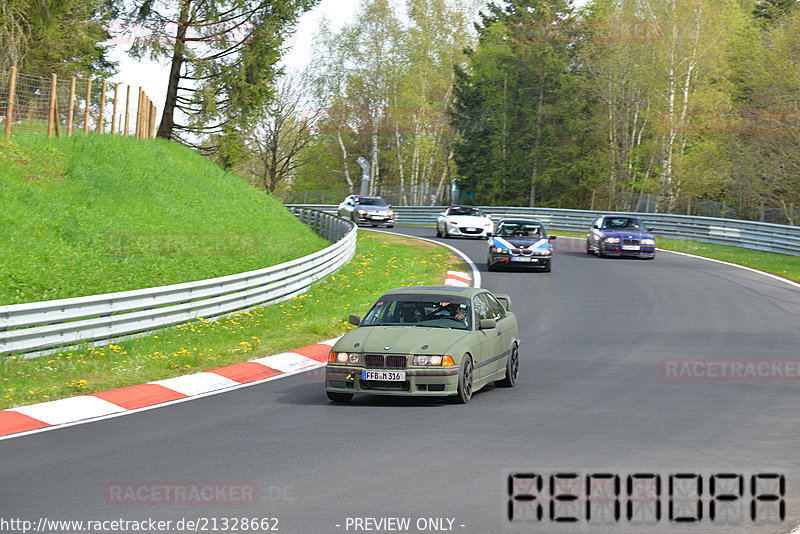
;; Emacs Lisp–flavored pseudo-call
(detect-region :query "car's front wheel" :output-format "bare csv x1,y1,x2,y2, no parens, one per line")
454,355,473,404
326,391,353,403
496,344,519,388
436,225,442,237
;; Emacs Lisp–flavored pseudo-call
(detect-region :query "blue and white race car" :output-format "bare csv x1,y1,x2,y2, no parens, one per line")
487,218,556,272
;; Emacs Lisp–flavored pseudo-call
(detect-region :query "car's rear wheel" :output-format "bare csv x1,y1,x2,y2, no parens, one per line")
387,224,394,228
326,391,353,403
454,356,473,404
496,344,519,388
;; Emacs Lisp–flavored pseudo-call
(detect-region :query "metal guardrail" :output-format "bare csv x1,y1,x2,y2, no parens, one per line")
0,208,356,356
288,204,800,257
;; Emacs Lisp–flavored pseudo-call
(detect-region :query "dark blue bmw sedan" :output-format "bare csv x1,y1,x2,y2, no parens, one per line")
586,215,656,259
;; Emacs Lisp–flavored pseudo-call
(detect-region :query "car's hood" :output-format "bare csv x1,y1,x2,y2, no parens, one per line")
334,326,470,355
600,229,653,239
446,215,492,226
491,235,550,250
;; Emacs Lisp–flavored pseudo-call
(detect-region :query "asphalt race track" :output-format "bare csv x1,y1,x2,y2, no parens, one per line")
2,225,800,534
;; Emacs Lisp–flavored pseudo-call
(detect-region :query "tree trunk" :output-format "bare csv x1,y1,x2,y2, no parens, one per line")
157,0,191,140
336,130,354,194
529,81,545,207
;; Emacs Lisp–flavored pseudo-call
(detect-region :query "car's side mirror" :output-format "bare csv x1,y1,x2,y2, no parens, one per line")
348,314,361,326
592,224,599,229
493,294,512,312
549,235,557,240
479,318,496,330
440,212,447,216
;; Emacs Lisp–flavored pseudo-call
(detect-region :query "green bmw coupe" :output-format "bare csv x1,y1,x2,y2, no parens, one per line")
325,286,520,404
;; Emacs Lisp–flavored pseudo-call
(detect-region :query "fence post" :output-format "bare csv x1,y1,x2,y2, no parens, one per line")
67,76,76,137
83,79,92,135
4,66,16,142
96,81,107,134
47,73,57,139
135,87,142,139
124,85,131,136
111,84,119,136
150,103,157,138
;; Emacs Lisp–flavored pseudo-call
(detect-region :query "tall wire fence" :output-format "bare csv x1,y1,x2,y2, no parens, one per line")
2,67,158,143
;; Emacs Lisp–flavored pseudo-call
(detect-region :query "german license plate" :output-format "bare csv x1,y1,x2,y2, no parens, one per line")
362,370,405,381
370,215,385,221
622,245,640,251
515,256,532,262
465,227,476,232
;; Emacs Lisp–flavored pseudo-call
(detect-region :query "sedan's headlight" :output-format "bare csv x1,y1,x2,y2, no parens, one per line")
448,220,457,226
641,238,655,245
533,249,551,256
329,352,360,364
490,247,508,254
413,355,455,367
604,237,620,244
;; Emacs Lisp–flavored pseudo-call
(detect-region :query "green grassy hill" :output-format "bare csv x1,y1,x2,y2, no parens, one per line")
0,134,329,305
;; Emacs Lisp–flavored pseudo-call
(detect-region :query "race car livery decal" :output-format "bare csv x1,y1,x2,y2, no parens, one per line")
526,239,549,250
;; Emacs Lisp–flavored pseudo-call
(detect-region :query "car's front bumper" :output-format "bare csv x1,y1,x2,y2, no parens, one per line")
488,253,551,269
325,365,460,397
445,225,492,238
356,213,394,225
599,244,655,257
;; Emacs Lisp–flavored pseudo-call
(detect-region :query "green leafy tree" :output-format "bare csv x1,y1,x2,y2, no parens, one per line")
1,0,116,76
127,0,317,156
452,0,592,207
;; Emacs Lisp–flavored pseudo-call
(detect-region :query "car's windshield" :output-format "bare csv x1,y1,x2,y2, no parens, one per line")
448,206,482,216
495,222,545,238
362,295,472,330
355,197,388,207
602,217,644,230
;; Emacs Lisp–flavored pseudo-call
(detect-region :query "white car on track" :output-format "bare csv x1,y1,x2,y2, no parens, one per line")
436,206,494,239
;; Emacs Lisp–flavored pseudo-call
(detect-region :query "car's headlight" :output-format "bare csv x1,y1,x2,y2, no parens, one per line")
604,237,620,244
448,220,457,226
641,238,655,245
387,210,394,217
533,249,551,256
413,355,455,367
329,352,360,364
490,247,508,254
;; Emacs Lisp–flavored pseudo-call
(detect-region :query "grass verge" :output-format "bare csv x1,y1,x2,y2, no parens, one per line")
549,230,800,283
0,135,327,304
0,231,465,410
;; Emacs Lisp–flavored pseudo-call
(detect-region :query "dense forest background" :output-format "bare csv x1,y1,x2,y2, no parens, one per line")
3,0,800,221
